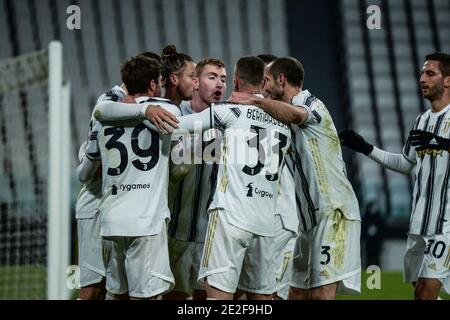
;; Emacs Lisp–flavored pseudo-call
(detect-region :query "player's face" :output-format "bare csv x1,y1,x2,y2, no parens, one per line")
420,60,445,102
262,68,283,101
195,65,227,104
177,61,196,100
152,75,163,97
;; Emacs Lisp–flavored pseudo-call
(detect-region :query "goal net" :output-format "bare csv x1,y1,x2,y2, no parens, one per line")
0,41,71,299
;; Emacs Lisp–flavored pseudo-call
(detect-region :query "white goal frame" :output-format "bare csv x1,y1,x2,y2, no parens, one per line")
47,41,71,300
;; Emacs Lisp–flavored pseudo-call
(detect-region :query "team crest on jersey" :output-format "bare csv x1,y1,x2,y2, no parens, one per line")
441,120,450,134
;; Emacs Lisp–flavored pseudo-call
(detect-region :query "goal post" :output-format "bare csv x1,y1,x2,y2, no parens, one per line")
47,41,71,300
0,40,71,300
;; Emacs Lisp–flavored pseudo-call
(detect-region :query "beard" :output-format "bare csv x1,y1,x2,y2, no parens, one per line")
423,83,444,102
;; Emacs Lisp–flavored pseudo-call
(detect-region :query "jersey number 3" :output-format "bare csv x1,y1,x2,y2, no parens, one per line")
104,124,159,176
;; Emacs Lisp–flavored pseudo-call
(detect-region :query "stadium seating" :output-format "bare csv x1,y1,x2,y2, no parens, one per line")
341,0,450,219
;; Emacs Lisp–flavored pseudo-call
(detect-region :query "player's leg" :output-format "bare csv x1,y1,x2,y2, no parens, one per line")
307,209,361,300
102,236,129,299
289,230,310,300
238,234,277,301
309,282,339,300
198,210,248,300
79,279,106,300
163,238,194,300
77,215,107,300
125,229,175,300
272,219,297,300
288,287,309,300
414,278,442,300
404,232,450,300
191,242,207,300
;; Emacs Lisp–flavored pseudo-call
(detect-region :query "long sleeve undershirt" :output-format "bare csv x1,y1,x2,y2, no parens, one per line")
368,146,415,175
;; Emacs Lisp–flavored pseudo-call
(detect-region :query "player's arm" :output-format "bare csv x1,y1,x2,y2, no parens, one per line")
93,100,179,134
76,123,102,183
228,92,309,124
339,129,415,174
169,137,195,182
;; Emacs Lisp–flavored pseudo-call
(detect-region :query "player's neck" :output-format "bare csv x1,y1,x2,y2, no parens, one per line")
164,88,181,106
190,94,209,113
430,93,450,113
283,85,301,104
128,93,151,101
237,86,261,95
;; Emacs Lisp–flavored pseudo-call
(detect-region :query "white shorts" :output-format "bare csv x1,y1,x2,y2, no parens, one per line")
403,232,450,294
290,209,361,294
102,228,175,298
77,214,105,287
273,216,297,300
168,238,204,295
199,210,276,295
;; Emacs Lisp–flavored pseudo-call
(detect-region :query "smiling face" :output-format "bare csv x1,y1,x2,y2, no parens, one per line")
420,60,445,102
195,64,227,104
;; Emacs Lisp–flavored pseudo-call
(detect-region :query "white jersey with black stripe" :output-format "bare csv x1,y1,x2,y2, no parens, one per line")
209,100,292,236
168,101,221,242
75,85,127,219
404,104,450,236
290,90,360,231
96,97,181,237
275,156,299,234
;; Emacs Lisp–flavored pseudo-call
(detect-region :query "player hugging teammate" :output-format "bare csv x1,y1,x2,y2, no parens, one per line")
75,43,450,301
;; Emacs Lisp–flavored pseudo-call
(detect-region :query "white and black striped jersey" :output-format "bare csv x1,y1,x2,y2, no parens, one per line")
168,101,221,242
174,96,292,236
93,96,181,237
275,156,299,234
75,85,127,220
290,90,360,231
404,104,450,236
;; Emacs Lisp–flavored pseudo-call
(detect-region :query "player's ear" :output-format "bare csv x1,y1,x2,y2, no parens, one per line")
278,73,286,87
193,77,199,91
169,74,178,87
149,79,157,94
233,77,239,92
444,75,450,89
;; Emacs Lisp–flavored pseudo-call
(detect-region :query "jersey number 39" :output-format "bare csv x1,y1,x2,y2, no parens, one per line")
104,124,159,176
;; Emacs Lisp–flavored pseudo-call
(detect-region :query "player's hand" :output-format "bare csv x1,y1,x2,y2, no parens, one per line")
145,105,179,134
409,130,450,152
228,92,258,105
338,129,374,155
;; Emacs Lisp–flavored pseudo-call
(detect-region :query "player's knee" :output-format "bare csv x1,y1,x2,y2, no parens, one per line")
288,286,308,300
309,285,337,300
415,283,439,300
79,286,106,300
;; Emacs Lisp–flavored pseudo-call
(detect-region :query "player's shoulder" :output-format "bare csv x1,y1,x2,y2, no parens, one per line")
291,89,323,108
145,97,181,115
97,85,127,104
